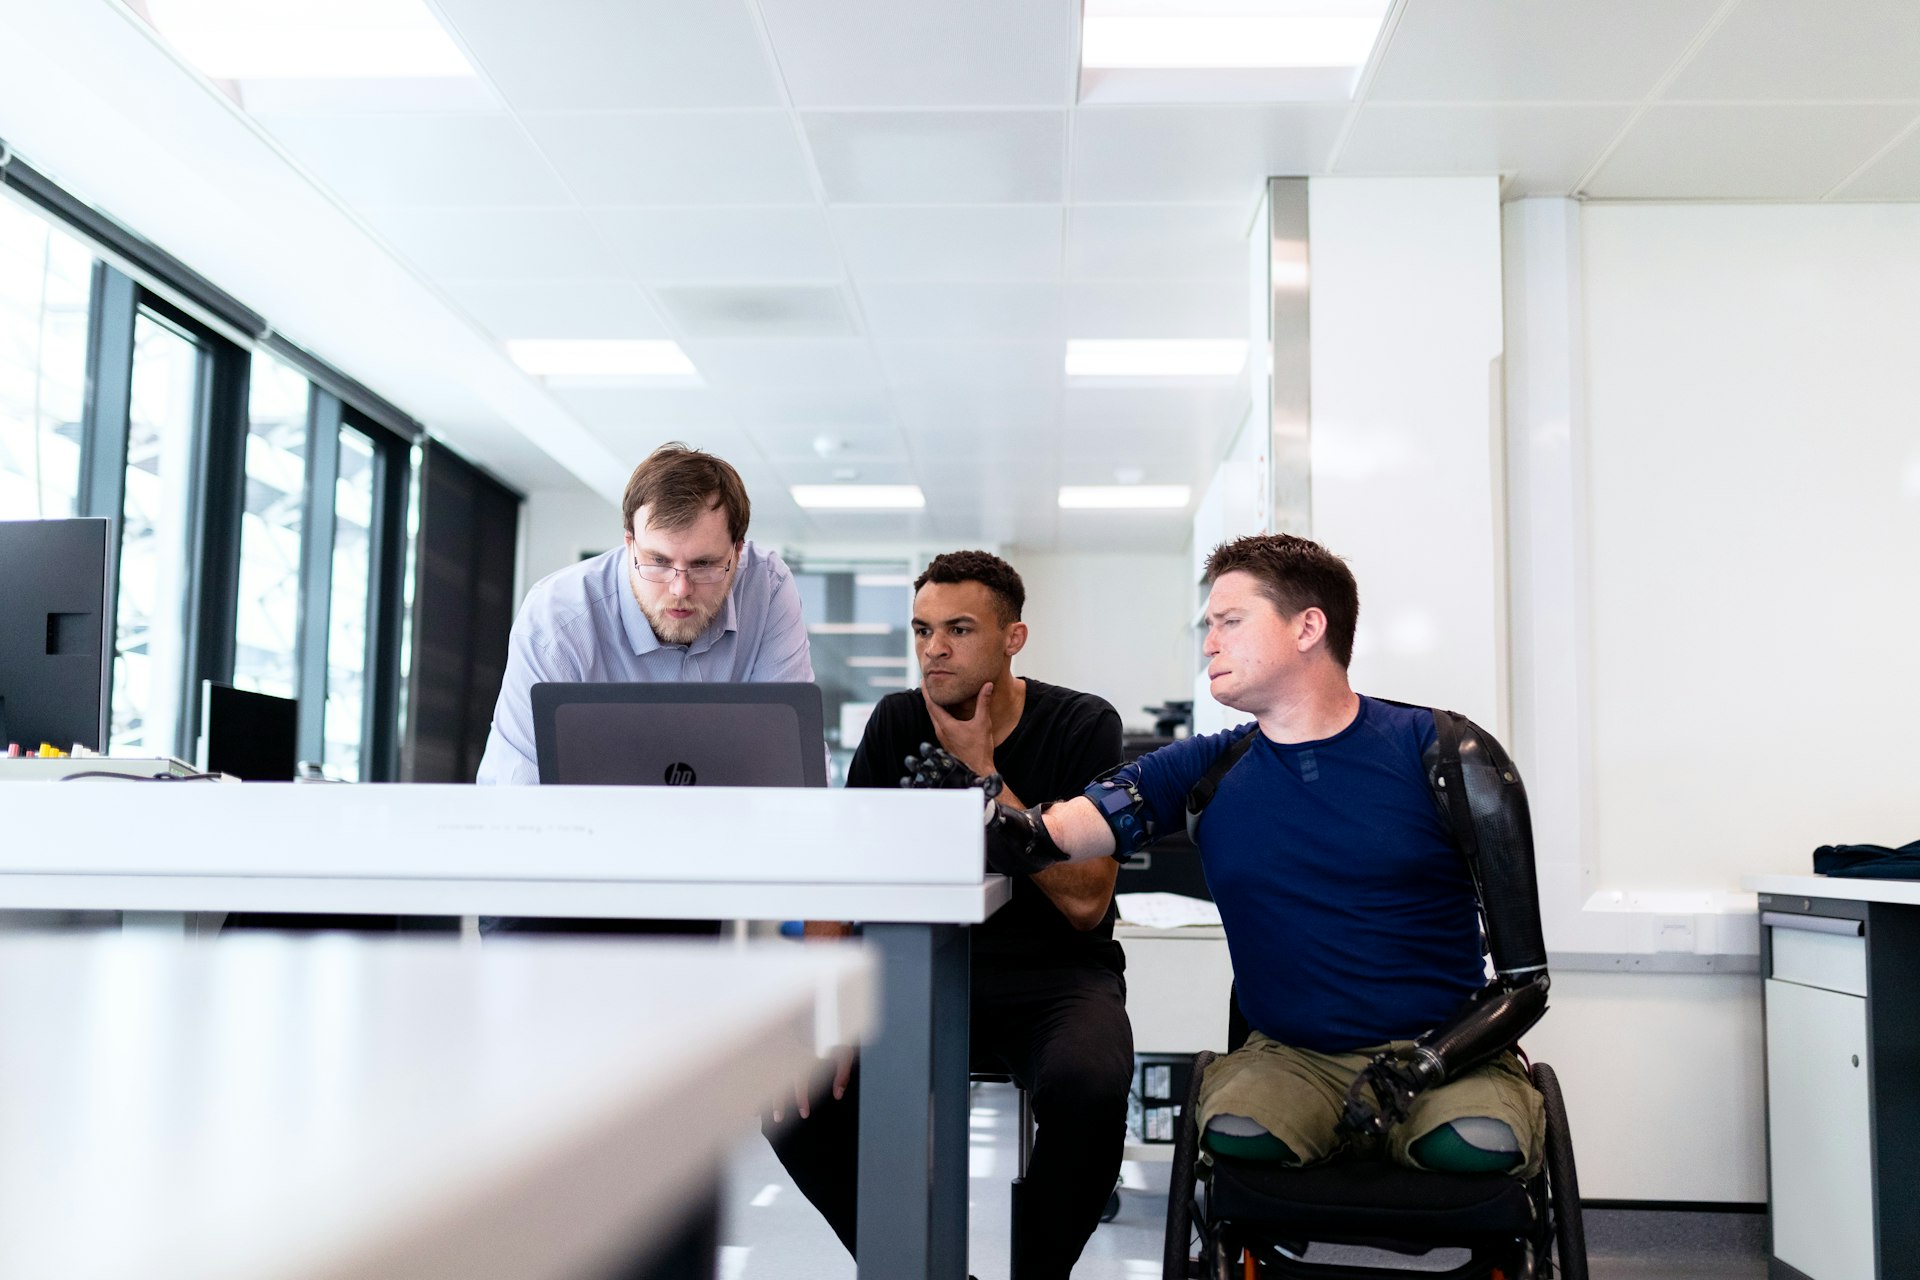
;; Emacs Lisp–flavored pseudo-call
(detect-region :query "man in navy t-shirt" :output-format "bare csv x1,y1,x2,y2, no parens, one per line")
979,534,1547,1176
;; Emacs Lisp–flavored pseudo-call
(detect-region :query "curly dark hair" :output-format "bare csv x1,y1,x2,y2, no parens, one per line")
913,550,1025,625
1203,534,1359,668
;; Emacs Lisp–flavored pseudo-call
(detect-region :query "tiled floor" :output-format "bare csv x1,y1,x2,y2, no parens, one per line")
715,1081,1767,1280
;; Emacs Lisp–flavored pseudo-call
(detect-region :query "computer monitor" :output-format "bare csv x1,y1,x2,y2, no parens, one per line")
531,682,827,788
0,518,111,755
200,681,299,781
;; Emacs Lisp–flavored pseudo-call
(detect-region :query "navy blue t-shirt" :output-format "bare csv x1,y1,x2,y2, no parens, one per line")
1113,696,1484,1053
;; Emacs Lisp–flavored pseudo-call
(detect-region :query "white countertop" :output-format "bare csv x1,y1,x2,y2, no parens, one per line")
1747,874,1920,908
0,934,873,1280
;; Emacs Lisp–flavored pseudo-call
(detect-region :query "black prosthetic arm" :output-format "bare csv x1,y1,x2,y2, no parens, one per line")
900,744,1068,877
1340,711,1552,1138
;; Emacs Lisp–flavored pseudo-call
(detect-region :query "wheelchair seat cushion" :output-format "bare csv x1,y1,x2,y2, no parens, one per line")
1207,1156,1535,1249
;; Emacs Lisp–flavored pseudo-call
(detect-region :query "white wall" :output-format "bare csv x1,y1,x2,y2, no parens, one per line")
1307,177,1508,725
517,485,623,603
1011,551,1191,735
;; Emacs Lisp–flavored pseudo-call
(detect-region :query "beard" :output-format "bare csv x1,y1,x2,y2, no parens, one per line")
640,594,720,646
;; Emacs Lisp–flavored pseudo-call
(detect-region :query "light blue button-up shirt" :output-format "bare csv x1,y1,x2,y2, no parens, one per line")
475,540,813,785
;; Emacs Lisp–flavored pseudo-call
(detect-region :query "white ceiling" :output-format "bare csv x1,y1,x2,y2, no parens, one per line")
8,0,1920,553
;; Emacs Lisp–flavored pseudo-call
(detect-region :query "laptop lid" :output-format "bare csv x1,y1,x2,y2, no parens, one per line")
530,682,827,788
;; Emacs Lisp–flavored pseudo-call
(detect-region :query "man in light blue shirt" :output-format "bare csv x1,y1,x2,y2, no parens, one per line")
476,442,814,786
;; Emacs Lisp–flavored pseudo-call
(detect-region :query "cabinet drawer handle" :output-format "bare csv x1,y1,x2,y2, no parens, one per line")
1761,911,1862,936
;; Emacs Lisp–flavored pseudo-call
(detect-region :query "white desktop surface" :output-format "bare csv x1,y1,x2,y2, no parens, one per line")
0,782,1011,922
0,935,873,1280
1747,874,1920,907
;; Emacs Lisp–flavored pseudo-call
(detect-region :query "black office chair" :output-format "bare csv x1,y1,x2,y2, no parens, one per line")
1161,999,1586,1280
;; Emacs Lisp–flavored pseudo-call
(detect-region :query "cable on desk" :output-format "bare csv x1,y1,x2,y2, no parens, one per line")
57,770,226,783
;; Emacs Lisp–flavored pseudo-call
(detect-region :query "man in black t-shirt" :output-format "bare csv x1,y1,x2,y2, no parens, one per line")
765,550,1133,1280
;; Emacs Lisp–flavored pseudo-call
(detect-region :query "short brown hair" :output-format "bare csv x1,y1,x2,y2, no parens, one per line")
622,442,750,543
1203,534,1359,668
914,550,1025,625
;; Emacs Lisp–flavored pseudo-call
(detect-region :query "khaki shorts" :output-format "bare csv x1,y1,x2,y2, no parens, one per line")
1197,1031,1545,1177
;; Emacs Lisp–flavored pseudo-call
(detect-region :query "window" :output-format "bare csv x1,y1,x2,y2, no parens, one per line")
233,353,309,698
109,311,204,755
0,196,91,520
323,424,376,776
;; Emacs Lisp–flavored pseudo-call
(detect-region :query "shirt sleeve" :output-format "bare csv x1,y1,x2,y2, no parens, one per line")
746,558,814,683
474,613,578,786
1099,724,1257,840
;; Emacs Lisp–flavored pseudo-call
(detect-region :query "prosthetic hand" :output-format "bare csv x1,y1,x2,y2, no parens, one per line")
901,744,1067,877
1340,1046,1440,1138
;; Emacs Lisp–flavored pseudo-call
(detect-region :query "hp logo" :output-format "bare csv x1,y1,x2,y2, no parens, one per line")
663,762,697,786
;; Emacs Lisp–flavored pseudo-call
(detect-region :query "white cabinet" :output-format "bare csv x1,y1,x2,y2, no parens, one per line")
1764,976,1874,1280
1119,925,1233,1054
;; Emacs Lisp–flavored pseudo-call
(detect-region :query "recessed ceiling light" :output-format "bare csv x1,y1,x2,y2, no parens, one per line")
505,340,698,381
1059,485,1193,511
1065,340,1247,379
1081,1,1391,70
145,0,477,79
791,485,927,511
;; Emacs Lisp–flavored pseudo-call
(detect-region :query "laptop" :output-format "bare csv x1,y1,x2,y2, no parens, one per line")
530,682,827,788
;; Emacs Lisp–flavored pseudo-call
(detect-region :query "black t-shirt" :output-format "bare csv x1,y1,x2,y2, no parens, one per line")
848,678,1125,972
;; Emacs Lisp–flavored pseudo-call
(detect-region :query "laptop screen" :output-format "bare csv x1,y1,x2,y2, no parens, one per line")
531,682,827,788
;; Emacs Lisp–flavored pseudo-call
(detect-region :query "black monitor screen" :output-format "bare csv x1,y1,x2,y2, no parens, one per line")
0,518,110,755
201,682,299,781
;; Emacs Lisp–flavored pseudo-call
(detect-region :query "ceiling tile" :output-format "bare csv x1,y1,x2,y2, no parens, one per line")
854,282,1064,341
1063,385,1251,449
360,207,612,279
1366,0,1725,102
1066,279,1248,340
1070,106,1349,202
1663,0,1920,101
895,383,1060,440
1832,122,1920,199
254,113,571,207
725,388,898,429
655,285,860,338
752,421,911,464
588,207,842,282
681,338,884,389
802,111,1067,203
237,77,502,114
437,277,671,339
756,0,1073,108
1065,203,1252,280
435,0,782,109
588,424,762,466
832,205,1065,280
521,112,816,205
878,341,1063,389
1337,103,1635,196
1584,104,1919,199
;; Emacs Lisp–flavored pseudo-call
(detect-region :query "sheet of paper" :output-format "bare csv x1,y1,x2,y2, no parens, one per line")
1114,891,1222,930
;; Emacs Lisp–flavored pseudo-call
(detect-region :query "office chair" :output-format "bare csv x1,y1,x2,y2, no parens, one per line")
1161,997,1586,1280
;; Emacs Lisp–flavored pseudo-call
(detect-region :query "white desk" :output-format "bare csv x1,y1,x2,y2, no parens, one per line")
0,934,872,1280
0,783,1010,1280
1746,875,1920,1280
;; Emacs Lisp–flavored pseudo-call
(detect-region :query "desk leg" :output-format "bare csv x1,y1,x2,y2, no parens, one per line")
858,922,970,1280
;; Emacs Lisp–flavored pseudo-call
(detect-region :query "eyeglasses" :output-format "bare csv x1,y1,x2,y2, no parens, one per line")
631,553,733,585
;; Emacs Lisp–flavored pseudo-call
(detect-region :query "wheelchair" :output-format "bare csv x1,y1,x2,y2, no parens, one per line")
1161,1000,1587,1280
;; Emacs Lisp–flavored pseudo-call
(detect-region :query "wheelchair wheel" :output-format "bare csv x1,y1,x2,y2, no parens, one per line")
1163,1050,1215,1280
1531,1063,1587,1280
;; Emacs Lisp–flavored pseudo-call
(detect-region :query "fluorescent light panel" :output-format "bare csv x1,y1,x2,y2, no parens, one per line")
810,623,896,636
1059,485,1193,510
1081,1,1391,70
846,656,911,668
146,0,476,78
505,340,696,379
1065,340,1247,378
791,485,926,511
